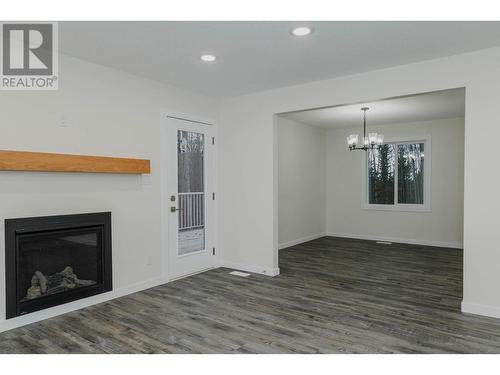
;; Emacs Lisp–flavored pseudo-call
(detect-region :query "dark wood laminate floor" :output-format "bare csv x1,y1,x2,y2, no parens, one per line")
2,236,500,353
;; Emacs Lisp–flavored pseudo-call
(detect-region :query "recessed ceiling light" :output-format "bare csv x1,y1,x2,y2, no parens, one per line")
290,26,313,37
200,54,217,62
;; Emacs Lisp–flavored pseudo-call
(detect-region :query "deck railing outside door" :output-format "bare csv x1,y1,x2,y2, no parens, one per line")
178,192,204,230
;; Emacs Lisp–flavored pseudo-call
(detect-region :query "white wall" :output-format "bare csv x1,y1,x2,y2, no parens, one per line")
0,53,218,331
218,46,500,319
326,118,464,248
277,117,326,249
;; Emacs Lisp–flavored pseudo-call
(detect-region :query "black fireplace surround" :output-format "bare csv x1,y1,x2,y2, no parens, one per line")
5,212,112,319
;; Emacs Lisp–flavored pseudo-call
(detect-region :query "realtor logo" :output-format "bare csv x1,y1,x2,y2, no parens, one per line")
0,22,58,90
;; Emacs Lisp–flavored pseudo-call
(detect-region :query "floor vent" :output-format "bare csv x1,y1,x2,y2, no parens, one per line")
229,271,251,277
376,241,393,245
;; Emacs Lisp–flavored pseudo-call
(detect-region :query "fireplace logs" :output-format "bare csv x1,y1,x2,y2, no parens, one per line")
25,266,96,300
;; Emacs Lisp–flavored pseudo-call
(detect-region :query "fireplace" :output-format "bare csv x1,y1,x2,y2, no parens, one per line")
5,212,112,319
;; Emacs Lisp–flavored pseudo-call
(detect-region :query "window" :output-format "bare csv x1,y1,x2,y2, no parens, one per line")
366,140,429,210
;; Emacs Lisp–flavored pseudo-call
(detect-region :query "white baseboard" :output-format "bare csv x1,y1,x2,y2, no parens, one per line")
279,232,327,250
326,232,463,249
219,260,280,277
168,266,217,282
0,276,166,333
462,301,500,319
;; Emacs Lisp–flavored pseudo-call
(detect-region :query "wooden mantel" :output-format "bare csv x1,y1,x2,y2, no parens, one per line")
0,150,150,174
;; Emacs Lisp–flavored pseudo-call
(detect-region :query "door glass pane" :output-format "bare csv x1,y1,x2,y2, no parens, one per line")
368,144,395,204
177,130,205,255
398,143,424,204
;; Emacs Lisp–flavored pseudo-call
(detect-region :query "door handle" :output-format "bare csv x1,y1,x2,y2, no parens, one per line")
170,206,184,213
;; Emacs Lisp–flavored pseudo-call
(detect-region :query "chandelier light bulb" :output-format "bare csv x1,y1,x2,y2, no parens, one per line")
352,134,359,146
376,134,384,145
347,134,359,149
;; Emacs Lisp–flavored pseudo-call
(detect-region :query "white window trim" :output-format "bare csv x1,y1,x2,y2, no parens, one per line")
361,135,431,212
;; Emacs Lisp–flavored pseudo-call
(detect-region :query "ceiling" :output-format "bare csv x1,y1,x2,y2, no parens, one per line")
59,22,500,98
279,88,465,128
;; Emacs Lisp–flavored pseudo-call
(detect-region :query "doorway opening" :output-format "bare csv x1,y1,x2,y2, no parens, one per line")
275,87,465,309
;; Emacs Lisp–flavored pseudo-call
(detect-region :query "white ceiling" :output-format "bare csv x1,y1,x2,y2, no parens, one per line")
59,22,500,98
279,88,465,129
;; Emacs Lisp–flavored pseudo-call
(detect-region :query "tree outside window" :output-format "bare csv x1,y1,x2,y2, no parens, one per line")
368,142,425,206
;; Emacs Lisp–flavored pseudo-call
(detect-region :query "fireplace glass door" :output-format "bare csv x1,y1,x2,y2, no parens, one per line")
17,227,103,305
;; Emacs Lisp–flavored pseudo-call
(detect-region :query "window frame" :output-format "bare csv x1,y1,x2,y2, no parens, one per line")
362,135,431,212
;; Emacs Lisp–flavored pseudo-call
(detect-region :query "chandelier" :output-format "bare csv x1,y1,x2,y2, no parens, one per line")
347,107,384,151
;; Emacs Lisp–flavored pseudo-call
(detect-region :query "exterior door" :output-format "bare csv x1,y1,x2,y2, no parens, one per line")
167,116,215,280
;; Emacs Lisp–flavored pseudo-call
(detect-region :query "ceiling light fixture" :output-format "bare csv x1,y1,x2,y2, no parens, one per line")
347,107,384,151
200,54,217,62
290,26,313,37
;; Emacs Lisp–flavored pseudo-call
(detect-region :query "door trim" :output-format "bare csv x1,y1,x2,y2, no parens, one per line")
160,109,218,282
